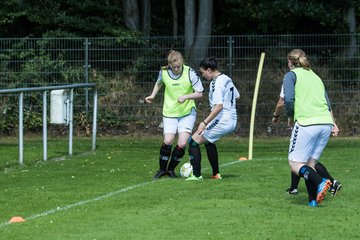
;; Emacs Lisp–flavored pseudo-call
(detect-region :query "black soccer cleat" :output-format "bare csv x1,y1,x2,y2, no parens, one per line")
329,180,342,196
285,188,298,195
167,170,177,178
153,170,167,180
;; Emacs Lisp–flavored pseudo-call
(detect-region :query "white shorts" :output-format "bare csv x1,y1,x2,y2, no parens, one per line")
163,109,197,134
203,116,237,143
288,122,332,163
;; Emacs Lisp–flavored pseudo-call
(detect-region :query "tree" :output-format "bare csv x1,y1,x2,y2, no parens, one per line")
171,0,179,38
184,0,214,67
346,3,357,57
21,0,127,37
184,0,195,58
141,0,151,37
214,0,353,35
0,0,26,37
122,0,140,31
0,0,358,38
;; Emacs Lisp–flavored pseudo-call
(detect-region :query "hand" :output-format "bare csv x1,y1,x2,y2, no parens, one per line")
272,117,280,125
178,95,186,103
145,96,154,103
287,118,294,129
332,123,339,137
196,122,207,135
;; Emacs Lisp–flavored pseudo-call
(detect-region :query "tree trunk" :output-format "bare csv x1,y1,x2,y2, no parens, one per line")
189,0,213,68
123,0,140,31
141,0,151,37
171,0,178,39
184,0,195,59
346,6,357,57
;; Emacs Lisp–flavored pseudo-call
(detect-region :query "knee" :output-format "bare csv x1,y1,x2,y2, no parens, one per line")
177,142,187,149
160,143,172,157
188,138,199,149
164,139,173,145
173,145,185,159
288,160,303,174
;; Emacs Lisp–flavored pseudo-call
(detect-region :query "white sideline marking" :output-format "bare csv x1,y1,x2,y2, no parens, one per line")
0,158,266,228
0,180,158,228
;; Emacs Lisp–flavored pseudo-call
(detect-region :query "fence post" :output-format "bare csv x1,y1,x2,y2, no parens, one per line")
92,88,98,151
227,36,234,78
43,91,47,161
69,89,74,155
84,38,90,114
19,92,24,165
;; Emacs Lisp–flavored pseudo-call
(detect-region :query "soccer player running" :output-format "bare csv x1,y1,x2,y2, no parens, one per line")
187,57,239,180
283,49,339,207
272,85,342,196
145,50,204,179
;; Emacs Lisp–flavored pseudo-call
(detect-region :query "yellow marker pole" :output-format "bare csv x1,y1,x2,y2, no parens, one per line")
248,52,266,160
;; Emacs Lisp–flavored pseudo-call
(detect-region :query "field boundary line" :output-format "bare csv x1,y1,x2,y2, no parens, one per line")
0,180,158,228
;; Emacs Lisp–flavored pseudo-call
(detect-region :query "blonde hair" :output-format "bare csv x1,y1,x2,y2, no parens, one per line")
287,49,310,70
167,50,183,65
161,50,184,70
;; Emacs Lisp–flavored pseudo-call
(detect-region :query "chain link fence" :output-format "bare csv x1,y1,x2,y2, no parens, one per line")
0,35,359,136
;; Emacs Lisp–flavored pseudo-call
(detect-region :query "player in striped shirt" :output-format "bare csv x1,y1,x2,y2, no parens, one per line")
187,57,240,180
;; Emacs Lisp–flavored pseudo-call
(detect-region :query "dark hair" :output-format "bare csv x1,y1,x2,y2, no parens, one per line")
199,57,217,71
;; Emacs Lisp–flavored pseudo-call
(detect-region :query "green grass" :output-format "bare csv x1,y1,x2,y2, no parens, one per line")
0,136,359,239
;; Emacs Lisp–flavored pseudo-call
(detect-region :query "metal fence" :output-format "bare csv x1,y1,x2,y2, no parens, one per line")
0,83,97,164
0,35,359,136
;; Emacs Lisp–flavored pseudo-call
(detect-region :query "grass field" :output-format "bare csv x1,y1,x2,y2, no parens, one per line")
0,135,359,239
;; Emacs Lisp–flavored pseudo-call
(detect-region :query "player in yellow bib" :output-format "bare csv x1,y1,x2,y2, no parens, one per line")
272,84,341,197
145,50,204,179
283,49,339,207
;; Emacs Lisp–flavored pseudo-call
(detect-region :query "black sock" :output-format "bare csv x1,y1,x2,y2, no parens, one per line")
205,142,219,175
188,138,201,177
167,145,185,171
315,161,334,182
290,171,300,190
298,165,323,185
304,179,317,202
159,143,172,171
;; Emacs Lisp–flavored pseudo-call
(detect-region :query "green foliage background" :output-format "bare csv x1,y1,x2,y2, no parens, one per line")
0,1,359,135
0,0,359,38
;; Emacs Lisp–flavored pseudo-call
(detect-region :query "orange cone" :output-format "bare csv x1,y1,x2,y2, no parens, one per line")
9,216,26,223
239,157,248,161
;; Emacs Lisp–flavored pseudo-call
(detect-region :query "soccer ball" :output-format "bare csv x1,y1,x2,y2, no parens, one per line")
180,162,193,178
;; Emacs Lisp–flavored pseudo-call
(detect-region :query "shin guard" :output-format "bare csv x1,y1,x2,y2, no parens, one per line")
188,138,201,177
159,143,172,171
298,165,322,185
205,142,219,175
167,145,185,171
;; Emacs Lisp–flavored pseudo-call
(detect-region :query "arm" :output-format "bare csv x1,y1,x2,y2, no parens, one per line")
330,110,339,136
178,68,204,103
234,85,240,99
326,94,339,136
272,96,284,125
324,91,339,136
196,104,223,135
178,91,203,103
283,72,296,118
145,80,163,103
